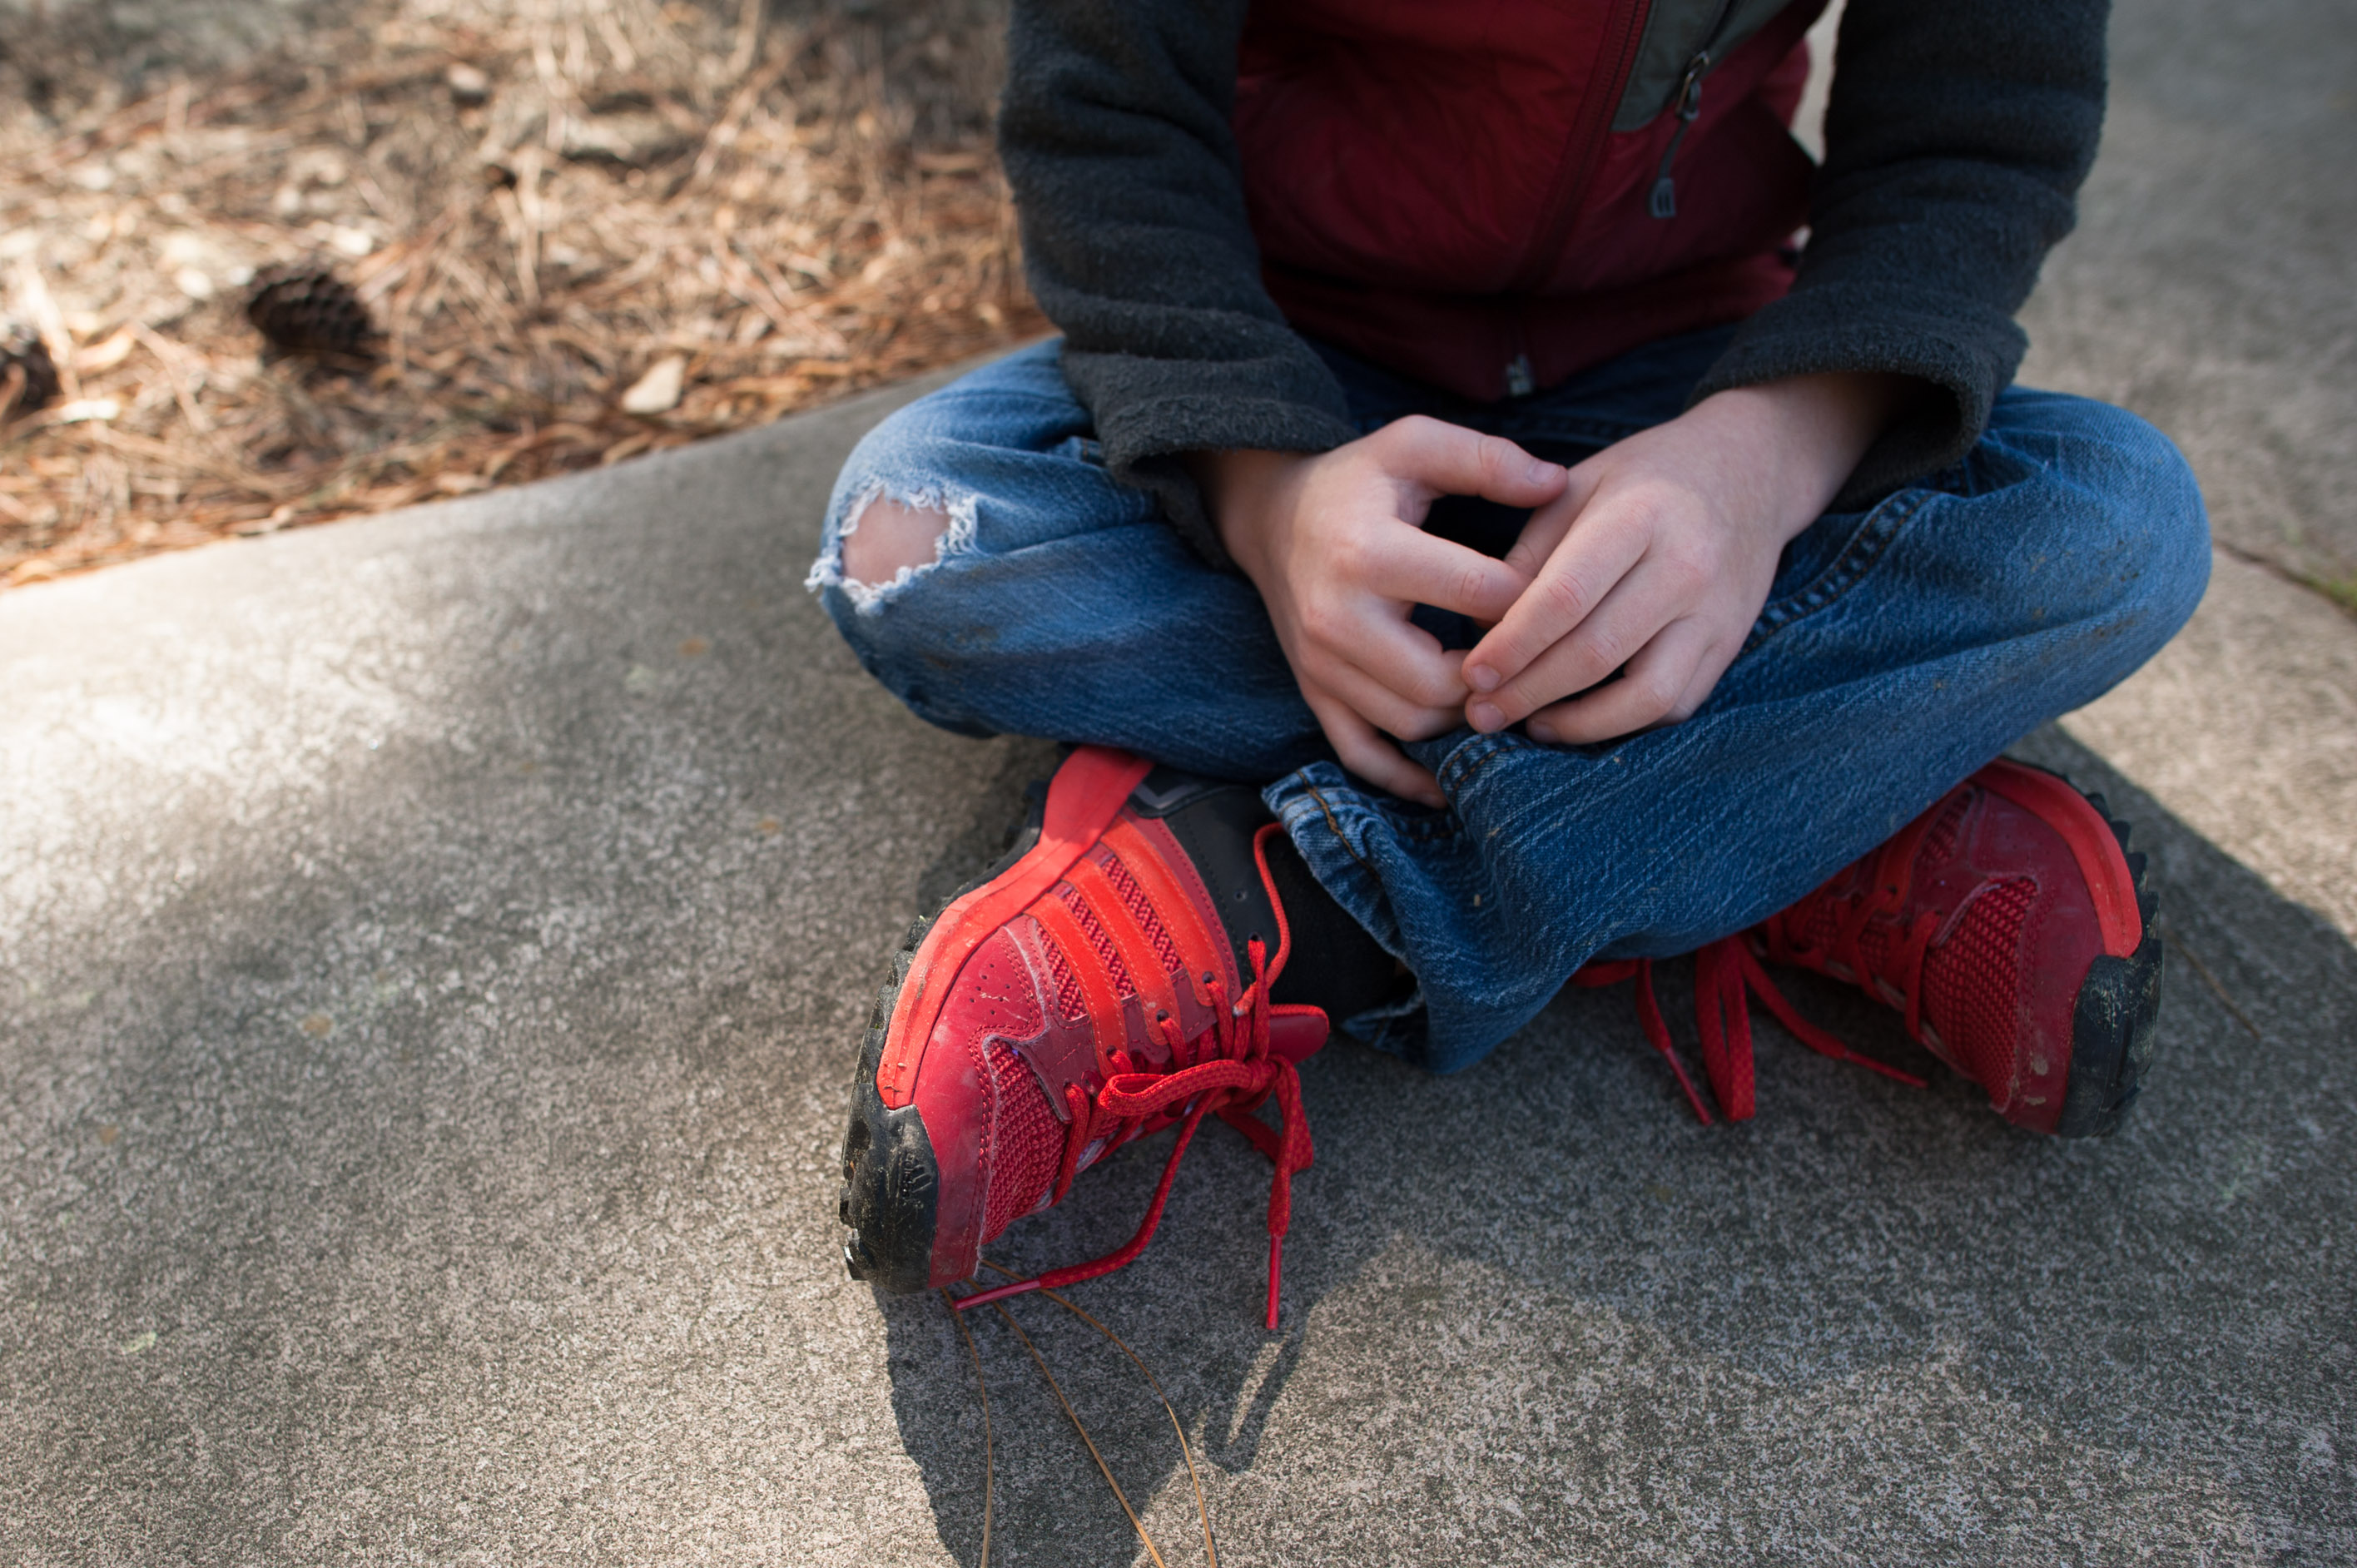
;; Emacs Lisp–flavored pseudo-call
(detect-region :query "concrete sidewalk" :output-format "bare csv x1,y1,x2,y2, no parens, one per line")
2018,0,2357,591
4,370,2353,1566
4,2,2355,1562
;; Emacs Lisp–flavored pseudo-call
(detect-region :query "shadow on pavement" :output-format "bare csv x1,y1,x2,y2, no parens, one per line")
876,727,2357,1563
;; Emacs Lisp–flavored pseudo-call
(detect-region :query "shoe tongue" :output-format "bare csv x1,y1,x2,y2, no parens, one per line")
1135,778,1395,1020
1792,892,1898,975
1125,778,1282,978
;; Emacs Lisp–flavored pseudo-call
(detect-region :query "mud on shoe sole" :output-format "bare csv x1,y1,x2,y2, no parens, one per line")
836,785,1048,1292
2052,793,2166,1139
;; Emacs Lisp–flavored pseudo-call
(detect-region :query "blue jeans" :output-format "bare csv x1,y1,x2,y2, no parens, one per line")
807,331,2211,1072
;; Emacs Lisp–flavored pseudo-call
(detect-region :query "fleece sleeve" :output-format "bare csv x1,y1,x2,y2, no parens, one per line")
1689,0,2111,507
996,0,1359,566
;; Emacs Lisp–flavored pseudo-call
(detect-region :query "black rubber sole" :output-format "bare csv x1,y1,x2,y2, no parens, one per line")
2051,789,2166,1139
837,785,1047,1292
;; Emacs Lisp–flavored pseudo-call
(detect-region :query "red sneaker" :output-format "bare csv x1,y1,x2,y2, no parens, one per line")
1754,758,2162,1135
836,747,1330,1327
1580,759,2162,1137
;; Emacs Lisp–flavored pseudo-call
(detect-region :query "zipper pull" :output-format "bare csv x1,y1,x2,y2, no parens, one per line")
1648,52,1711,221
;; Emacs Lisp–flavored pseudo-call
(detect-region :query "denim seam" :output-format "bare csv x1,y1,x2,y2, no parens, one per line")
1741,486,1937,657
1438,732,1529,796
1301,781,1381,878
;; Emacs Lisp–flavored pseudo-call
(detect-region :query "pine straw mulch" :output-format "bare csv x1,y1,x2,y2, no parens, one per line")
0,0,1040,590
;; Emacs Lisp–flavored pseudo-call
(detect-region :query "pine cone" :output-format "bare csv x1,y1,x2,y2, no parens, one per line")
245,266,382,362
0,325,59,420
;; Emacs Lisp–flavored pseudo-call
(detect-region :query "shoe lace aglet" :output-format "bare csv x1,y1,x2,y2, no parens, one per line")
953,1273,1043,1312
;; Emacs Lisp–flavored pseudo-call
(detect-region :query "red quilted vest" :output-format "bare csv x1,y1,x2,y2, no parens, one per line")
1234,0,1825,401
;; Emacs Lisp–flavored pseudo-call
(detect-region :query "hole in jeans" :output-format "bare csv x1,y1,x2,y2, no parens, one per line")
806,479,980,614
843,495,952,588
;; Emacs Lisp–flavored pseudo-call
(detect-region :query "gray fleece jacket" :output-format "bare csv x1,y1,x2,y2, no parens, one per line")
995,0,2111,565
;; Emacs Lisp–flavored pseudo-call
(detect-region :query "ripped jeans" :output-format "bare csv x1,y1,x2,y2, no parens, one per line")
806,332,2211,1071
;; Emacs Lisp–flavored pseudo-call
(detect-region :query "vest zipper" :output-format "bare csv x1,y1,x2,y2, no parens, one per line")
1649,0,1743,221
1503,0,1655,392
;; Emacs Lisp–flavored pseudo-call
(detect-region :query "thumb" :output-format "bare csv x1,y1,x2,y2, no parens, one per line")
1371,415,1567,514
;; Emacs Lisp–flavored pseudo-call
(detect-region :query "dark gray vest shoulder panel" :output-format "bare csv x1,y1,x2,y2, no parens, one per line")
1612,0,1800,131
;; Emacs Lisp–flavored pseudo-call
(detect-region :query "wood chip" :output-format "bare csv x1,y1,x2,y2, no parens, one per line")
0,0,1042,588
619,355,686,415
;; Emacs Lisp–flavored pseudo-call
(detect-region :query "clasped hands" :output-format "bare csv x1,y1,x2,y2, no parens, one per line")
1195,374,1907,807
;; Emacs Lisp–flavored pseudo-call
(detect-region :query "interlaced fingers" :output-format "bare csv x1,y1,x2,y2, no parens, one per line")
956,823,1317,1330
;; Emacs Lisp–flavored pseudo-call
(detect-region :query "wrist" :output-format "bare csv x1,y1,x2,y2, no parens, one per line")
1187,448,1304,581
1706,371,1920,537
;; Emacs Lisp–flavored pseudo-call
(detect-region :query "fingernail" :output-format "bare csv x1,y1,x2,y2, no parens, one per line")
1525,457,1553,484
1468,701,1501,732
1528,723,1553,744
1466,663,1498,693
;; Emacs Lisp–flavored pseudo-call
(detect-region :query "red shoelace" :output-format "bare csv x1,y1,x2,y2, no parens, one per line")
955,822,1317,1331
952,811,1934,1324
1575,933,1926,1124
